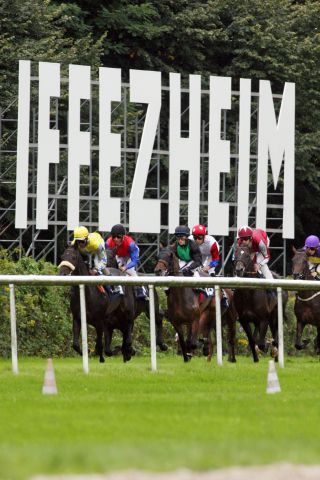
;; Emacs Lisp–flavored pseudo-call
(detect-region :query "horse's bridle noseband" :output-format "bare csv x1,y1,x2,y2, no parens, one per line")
58,260,75,275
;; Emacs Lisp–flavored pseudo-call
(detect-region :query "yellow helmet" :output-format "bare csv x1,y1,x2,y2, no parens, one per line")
73,226,89,241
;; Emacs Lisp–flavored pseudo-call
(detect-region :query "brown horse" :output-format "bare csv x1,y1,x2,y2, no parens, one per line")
292,247,320,353
154,246,200,362
233,244,287,362
105,248,168,353
59,244,121,363
59,244,136,363
198,287,237,363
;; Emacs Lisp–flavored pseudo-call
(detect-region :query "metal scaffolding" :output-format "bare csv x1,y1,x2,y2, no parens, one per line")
0,73,287,274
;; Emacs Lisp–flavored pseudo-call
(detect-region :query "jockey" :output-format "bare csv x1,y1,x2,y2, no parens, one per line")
191,224,228,307
106,224,148,300
72,226,123,297
237,225,273,279
304,235,320,280
190,224,219,276
171,225,202,275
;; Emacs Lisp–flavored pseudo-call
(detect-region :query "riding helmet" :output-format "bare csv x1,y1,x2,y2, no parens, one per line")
111,224,125,237
192,224,206,236
73,226,89,241
238,225,253,238
175,225,190,237
304,235,320,248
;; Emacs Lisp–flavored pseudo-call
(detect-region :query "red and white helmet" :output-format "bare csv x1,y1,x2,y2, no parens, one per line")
238,225,253,239
192,224,207,236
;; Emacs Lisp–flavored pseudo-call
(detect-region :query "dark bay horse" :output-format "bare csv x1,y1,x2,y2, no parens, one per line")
292,247,320,353
59,244,120,363
154,246,201,362
59,244,135,363
105,248,168,353
233,244,288,362
198,288,237,363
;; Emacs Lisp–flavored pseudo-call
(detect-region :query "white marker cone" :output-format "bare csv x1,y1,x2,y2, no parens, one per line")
42,358,58,395
266,359,281,394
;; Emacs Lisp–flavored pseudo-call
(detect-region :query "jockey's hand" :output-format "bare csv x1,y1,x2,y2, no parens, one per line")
119,265,127,273
89,268,97,276
202,265,210,273
182,269,193,277
253,263,259,273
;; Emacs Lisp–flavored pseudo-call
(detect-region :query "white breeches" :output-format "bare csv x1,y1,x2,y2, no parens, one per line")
116,256,137,276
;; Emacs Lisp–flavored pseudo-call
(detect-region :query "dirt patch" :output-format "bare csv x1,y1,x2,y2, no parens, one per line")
31,463,320,480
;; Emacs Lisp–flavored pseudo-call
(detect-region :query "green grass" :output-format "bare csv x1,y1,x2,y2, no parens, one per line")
1,355,320,480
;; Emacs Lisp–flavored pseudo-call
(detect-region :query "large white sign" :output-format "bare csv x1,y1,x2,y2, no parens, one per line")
15,60,295,238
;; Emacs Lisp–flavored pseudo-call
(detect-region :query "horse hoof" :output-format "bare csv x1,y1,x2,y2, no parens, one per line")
295,344,304,350
184,353,192,362
73,344,82,356
228,357,236,363
105,350,113,357
158,342,168,352
203,346,209,357
99,357,105,363
254,357,259,363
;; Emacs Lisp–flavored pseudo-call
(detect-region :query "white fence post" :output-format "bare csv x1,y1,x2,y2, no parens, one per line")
9,284,19,374
148,285,157,372
277,287,284,368
215,285,223,366
79,284,89,374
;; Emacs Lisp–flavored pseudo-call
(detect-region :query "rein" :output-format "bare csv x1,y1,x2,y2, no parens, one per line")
297,291,320,302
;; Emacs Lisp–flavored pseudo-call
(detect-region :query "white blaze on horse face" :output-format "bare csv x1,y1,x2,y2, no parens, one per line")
257,80,295,238
15,60,31,229
67,64,91,230
168,73,201,233
208,76,231,236
129,69,161,233
36,62,60,230
99,67,121,230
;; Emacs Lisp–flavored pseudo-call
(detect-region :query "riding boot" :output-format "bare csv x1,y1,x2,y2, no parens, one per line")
221,289,229,309
134,286,149,300
105,285,124,298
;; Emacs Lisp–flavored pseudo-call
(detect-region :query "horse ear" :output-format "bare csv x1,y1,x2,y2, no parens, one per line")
292,245,297,254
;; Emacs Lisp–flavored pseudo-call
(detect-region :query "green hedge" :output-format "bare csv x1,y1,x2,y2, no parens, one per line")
0,249,318,358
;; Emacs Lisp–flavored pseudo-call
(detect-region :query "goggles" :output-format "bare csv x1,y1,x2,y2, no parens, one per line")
193,235,204,240
112,235,123,239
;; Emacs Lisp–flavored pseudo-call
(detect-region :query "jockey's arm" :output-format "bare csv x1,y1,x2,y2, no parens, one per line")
93,243,108,274
123,242,139,271
188,242,203,270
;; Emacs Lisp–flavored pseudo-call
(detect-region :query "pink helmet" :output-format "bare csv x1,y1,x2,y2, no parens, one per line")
304,235,320,249
192,224,207,236
238,226,253,239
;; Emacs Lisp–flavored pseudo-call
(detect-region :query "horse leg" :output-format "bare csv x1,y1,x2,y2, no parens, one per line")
175,325,191,362
72,316,82,355
226,311,236,363
156,310,168,351
315,327,320,355
121,320,135,363
104,322,114,356
240,318,259,362
257,319,269,353
96,326,105,363
295,320,307,350
269,315,279,360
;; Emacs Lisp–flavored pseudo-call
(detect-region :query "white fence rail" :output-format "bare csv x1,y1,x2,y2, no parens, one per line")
1,275,318,374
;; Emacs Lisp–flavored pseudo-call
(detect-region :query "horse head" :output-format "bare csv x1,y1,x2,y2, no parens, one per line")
292,247,311,280
154,247,174,276
58,244,89,276
233,245,254,277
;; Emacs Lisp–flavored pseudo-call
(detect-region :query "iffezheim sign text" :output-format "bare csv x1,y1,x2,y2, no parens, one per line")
15,61,295,237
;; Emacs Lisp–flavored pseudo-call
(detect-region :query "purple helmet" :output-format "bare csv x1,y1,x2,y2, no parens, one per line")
304,235,320,248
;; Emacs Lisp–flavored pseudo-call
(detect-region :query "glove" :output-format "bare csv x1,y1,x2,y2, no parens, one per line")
210,272,216,277
182,269,194,277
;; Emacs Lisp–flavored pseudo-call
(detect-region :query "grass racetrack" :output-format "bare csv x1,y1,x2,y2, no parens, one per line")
1,355,320,480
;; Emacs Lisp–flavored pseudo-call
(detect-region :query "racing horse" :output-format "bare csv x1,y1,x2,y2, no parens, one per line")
59,244,135,363
154,246,201,362
198,286,237,363
233,244,288,362
292,247,320,353
105,248,168,353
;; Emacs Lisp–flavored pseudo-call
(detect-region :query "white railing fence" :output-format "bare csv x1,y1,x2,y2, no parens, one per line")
2,275,318,374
